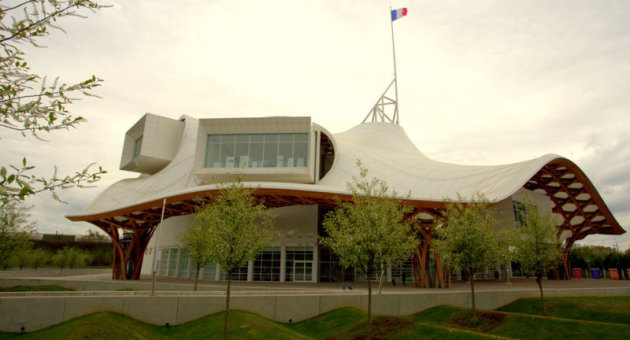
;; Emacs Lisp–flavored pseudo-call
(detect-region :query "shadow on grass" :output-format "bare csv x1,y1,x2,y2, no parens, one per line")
327,316,414,340
448,310,508,332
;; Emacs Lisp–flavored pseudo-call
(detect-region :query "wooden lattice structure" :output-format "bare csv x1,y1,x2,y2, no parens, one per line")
68,158,623,282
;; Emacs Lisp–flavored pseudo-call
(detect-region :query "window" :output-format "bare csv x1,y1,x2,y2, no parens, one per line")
285,247,313,282
221,265,248,281
158,248,169,276
133,136,143,158
167,248,179,277
513,201,532,227
202,262,217,280
253,247,281,281
392,258,414,283
177,249,189,278
205,133,309,168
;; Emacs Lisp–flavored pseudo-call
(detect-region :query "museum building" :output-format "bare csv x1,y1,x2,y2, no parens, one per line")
66,113,625,286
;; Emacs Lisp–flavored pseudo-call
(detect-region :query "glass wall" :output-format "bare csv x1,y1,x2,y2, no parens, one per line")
177,249,189,278
285,247,313,282
167,248,179,277
157,248,169,276
220,265,248,281
202,262,217,280
253,247,281,281
392,258,414,284
205,133,309,169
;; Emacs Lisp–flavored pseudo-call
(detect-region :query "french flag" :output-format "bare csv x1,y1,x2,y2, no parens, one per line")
391,8,408,21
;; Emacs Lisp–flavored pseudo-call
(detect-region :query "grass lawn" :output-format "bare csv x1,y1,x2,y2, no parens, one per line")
2,296,630,339
0,285,75,292
286,308,366,339
414,303,630,340
498,296,630,324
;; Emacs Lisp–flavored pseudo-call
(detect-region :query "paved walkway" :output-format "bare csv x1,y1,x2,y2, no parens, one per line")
2,268,630,294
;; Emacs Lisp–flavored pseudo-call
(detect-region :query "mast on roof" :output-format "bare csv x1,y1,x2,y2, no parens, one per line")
362,7,407,125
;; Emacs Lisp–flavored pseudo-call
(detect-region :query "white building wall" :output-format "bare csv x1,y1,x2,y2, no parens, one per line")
140,205,319,280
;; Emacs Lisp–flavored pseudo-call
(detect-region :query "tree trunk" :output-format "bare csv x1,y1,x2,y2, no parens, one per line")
194,263,200,291
469,269,476,316
536,273,546,315
367,270,372,335
224,271,232,340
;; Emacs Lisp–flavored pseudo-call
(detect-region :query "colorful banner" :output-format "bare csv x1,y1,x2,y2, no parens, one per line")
609,268,620,280
573,268,583,279
591,268,601,279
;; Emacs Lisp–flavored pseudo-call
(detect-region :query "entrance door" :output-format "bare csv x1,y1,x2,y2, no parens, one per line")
292,261,313,282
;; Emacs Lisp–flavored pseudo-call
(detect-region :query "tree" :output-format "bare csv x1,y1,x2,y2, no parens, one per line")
193,179,276,340
179,220,214,291
0,0,107,206
510,198,562,315
52,246,90,269
433,194,503,316
320,161,418,334
0,202,35,269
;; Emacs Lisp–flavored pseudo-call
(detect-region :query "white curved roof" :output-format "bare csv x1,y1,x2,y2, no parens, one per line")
69,116,564,219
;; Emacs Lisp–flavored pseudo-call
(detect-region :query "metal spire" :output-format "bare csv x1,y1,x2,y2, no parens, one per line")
362,7,404,125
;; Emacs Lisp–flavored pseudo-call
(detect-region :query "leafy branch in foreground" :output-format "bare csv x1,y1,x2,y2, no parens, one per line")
0,1,109,205
0,157,105,204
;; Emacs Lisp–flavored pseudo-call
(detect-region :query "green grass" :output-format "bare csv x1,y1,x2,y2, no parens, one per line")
415,304,630,340
490,313,630,340
0,285,75,292
287,308,366,339
498,296,630,324
0,311,310,340
2,297,630,339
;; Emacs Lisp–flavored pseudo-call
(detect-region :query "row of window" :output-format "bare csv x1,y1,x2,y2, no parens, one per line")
156,247,314,282
204,133,309,169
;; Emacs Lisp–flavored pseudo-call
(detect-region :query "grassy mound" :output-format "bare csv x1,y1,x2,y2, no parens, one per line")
0,285,75,292
448,310,507,332
498,296,630,324
2,296,630,339
327,316,414,340
288,308,366,339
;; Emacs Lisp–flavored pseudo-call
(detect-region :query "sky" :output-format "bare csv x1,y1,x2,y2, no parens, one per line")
2,0,629,250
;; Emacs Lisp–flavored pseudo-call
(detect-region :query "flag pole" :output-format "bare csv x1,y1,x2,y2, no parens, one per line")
390,6,399,124
151,198,167,296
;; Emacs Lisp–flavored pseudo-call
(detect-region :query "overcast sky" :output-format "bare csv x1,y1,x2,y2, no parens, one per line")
2,0,629,250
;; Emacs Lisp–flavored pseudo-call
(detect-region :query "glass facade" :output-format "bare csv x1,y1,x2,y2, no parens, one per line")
220,265,248,281
158,248,169,276
392,258,414,284
253,247,281,281
285,247,313,282
205,133,308,169
202,262,217,280
167,248,179,277
157,246,320,283
177,249,189,278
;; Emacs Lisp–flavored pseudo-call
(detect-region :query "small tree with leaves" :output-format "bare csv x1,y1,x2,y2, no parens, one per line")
320,160,418,334
0,202,35,269
194,179,276,340
433,194,503,316
179,220,214,291
0,0,108,206
510,197,562,315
